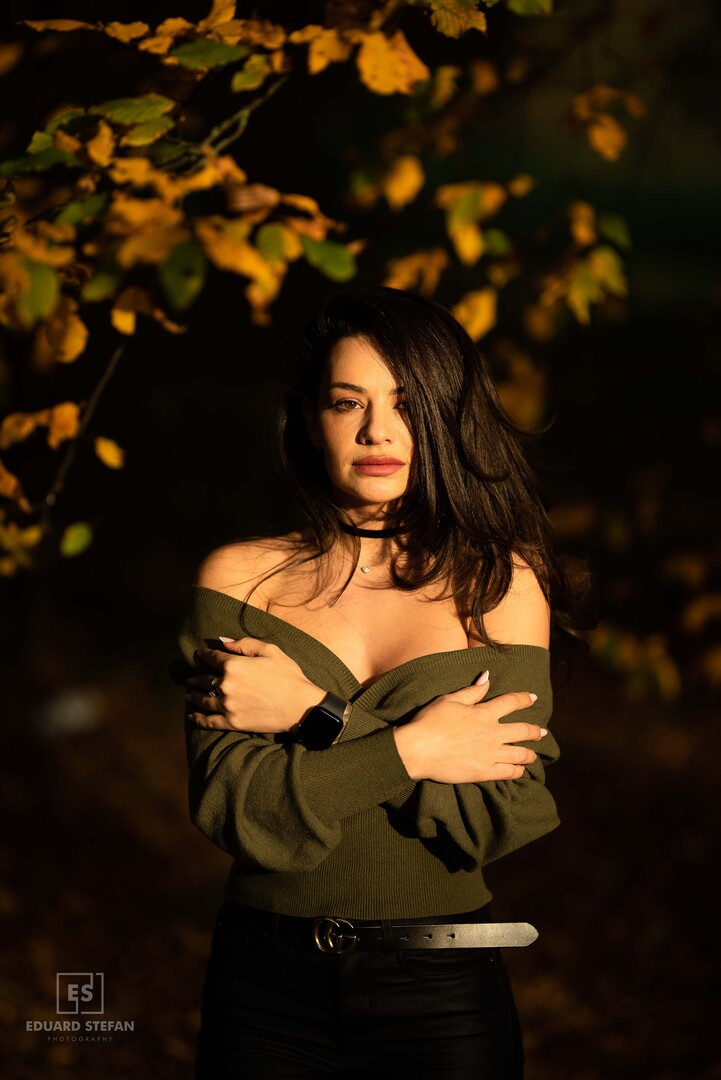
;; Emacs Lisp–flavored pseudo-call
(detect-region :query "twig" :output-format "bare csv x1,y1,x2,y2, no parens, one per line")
38,341,126,531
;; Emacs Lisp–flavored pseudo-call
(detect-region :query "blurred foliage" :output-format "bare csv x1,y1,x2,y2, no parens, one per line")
0,0,717,700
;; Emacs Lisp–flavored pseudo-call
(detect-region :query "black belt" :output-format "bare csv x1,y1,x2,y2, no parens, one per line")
219,901,538,955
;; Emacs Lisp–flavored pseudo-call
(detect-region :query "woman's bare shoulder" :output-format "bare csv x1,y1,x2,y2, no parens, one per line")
193,532,303,597
471,551,551,649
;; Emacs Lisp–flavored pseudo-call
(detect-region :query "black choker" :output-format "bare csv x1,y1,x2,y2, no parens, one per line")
336,518,404,539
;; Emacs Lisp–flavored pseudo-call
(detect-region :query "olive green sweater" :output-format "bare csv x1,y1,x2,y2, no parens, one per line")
169,584,560,920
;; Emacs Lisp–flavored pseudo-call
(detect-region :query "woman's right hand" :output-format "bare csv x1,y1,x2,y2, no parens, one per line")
392,674,546,783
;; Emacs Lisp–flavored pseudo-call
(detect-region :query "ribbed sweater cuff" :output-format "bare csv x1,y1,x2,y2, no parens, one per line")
297,725,416,827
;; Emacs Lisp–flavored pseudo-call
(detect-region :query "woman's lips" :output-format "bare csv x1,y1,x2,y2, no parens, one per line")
353,462,404,475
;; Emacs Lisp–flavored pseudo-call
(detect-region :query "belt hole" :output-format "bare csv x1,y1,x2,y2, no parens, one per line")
424,933,432,939
447,932,455,939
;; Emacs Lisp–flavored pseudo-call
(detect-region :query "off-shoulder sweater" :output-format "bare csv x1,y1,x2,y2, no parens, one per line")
169,584,561,920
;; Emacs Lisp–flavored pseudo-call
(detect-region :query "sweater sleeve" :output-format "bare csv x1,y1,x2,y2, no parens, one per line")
379,669,561,871
184,713,415,873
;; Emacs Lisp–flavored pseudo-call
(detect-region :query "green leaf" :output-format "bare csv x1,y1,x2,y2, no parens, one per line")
482,228,511,256
448,188,481,230
231,54,271,92
60,522,93,558
90,93,175,125
597,213,631,251
27,131,53,153
81,250,123,302
158,240,207,311
120,117,176,147
0,148,81,178
256,223,287,266
301,236,357,282
507,0,553,14
16,261,60,326
55,193,109,226
170,39,249,71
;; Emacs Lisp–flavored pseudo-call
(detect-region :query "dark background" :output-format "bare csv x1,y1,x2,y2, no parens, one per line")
1,2,719,1076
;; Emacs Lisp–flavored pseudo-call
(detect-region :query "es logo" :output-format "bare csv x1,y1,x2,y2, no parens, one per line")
56,973,104,1015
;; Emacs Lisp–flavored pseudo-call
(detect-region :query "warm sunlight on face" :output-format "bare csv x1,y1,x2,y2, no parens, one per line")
304,336,414,514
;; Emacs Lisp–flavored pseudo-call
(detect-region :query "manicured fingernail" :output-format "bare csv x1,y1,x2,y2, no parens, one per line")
186,713,194,722
529,692,537,702
540,727,548,736
219,636,234,643
475,670,490,685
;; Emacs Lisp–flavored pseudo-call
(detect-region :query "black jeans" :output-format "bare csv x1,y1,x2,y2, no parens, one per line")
194,900,525,1079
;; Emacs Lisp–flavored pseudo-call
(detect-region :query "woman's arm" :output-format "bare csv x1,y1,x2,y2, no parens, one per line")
382,557,561,870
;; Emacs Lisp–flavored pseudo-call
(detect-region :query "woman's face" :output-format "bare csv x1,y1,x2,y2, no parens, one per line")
303,335,413,513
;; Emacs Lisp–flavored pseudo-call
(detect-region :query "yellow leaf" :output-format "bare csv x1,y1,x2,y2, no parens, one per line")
103,21,149,43
0,459,31,513
568,200,596,246
496,345,547,431
201,0,237,30
382,155,425,211
22,19,95,32
47,402,81,448
356,30,430,96
116,225,190,268
12,225,75,267
452,288,496,340
428,65,462,110
587,245,627,296
34,295,88,364
53,129,82,155
111,287,185,335
86,120,115,167
0,409,50,450
94,436,125,469
138,19,194,56
108,193,184,231
451,222,484,264
429,0,487,38
383,248,449,296
308,27,352,73
195,219,276,287
588,112,627,161
507,173,534,198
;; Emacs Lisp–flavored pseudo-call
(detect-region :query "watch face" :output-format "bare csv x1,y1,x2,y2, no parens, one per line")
296,707,343,750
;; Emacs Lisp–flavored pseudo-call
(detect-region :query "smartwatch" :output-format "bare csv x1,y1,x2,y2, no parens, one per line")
294,691,350,750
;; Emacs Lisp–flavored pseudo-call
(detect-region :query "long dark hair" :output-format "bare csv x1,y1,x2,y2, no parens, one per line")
244,286,593,654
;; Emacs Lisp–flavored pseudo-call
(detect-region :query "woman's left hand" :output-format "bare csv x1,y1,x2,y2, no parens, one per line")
185,637,325,733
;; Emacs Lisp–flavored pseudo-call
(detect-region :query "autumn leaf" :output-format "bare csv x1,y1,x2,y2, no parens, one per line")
94,436,125,469
86,121,116,167
33,295,89,365
383,249,449,296
588,113,627,162
382,155,425,211
111,286,185,335
288,26,352,75
355,30,430,96
569,201,597,246
0,459,32,513
452,287,497,339
60,521,93,557
429,1,487,39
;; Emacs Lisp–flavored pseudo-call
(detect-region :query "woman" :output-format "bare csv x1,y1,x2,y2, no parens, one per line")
172,286,586,1078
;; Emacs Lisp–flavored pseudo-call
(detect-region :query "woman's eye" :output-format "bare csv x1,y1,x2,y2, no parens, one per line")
331,399,409,411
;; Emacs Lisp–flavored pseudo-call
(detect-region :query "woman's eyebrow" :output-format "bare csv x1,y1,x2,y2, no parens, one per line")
329,382,405,393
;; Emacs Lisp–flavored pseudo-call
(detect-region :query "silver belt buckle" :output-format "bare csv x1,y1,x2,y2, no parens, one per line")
312,916,358,954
